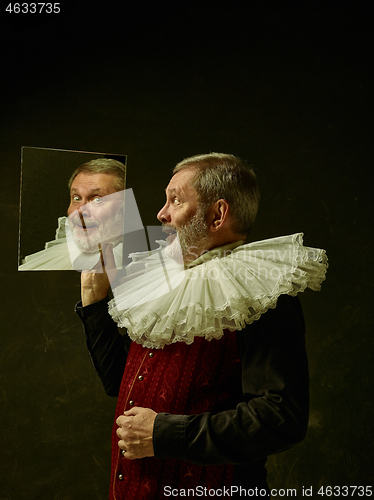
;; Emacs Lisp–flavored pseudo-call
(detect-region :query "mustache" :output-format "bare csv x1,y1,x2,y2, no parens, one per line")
70,213,99,227
162,224,177,235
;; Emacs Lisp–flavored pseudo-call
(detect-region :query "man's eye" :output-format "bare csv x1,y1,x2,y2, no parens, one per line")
92,197,103,204
173,198,180,205
73,196,80,201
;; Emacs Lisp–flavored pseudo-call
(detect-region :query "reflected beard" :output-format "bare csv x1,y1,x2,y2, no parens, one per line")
164,204,209,263
70,211,123,253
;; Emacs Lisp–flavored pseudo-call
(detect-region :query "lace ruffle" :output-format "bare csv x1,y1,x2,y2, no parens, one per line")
108,233,328,349
19,217,123,271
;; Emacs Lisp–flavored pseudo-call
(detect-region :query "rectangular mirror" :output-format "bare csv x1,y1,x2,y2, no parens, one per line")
18,147,129,271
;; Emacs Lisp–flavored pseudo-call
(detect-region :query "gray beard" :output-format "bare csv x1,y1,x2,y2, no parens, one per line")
164,204,209,263
69,211,123,253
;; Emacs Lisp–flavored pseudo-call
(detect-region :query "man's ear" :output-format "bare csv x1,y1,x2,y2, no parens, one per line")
208,199,230,232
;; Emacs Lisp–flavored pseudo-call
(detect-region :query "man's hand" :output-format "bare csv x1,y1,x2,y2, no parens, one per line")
81,243,118,306
116,407,157,460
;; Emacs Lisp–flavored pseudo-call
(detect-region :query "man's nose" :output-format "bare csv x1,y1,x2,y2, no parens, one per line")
157,204,171,223
78,202,92,217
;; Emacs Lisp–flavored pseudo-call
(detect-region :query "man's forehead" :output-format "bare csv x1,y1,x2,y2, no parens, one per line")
71,184,109,194
70,172,118,194
166,168,197,195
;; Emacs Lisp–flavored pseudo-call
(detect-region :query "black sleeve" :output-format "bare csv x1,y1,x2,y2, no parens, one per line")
153,294,309,465
75,297,131,397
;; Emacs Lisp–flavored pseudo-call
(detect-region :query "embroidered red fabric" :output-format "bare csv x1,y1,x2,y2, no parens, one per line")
110,333,241,499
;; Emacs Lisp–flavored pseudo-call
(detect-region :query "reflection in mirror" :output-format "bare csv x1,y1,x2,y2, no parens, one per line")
18,147,185,303
18,147,130,272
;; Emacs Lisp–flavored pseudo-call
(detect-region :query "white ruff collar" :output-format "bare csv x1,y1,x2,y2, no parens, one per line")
108,233,328,349
19,217,123,271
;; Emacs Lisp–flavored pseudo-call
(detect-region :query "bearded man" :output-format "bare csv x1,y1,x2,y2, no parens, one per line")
76,153,327,499
19,158,128,271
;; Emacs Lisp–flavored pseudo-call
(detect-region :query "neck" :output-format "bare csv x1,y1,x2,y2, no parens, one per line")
183,236,245,264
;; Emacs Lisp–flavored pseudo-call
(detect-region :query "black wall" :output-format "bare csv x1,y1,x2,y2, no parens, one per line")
1,2,372,498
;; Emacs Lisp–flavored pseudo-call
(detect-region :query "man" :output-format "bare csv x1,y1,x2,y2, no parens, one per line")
19,158,129,271
76,153,327,499
67,167,125,254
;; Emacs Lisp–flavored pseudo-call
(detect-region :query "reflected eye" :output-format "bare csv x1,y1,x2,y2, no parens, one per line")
92,197,103,204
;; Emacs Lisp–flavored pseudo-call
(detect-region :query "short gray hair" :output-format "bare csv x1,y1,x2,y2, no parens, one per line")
68,158,126,192
173,153,260,235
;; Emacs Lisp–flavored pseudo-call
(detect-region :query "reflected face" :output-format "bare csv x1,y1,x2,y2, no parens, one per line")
157,168,209,261
67,173,124,252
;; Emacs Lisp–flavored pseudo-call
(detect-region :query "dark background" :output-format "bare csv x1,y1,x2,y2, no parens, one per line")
1,1,372,498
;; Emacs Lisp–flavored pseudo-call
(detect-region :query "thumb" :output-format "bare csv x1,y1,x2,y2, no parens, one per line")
99,243,118,284
100,243,116,269
123,406,141,417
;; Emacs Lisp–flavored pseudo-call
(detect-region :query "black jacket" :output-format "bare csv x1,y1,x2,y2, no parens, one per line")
76,293,309,494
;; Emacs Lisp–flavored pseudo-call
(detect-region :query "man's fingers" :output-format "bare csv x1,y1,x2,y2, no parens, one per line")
116,415,133,427
115,408,156,459
123,407,141,417
100,243,115,268
99,243,118,283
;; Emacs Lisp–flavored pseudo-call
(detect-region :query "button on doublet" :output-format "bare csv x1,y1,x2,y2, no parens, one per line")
125,349,155,411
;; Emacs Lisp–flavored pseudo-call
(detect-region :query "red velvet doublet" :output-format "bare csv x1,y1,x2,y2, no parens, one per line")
110,332,241,499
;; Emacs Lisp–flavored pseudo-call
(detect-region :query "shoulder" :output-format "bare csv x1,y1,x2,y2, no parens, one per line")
236,294,306,353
